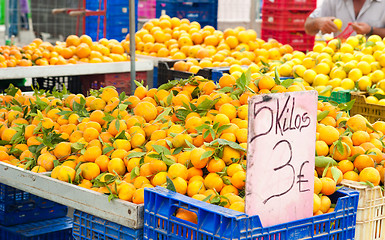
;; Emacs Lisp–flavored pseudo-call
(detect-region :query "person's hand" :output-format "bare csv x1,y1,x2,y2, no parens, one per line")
350,22,371,35
316,17,339,34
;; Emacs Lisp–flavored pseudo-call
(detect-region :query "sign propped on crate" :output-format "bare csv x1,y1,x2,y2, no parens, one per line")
246,91,318,227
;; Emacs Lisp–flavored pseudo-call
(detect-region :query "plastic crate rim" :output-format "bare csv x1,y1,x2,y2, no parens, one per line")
145,186,359,225
145,187,248,219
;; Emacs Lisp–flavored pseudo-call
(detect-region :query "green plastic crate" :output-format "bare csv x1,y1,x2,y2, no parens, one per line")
318,90,351,103
0,0,4,25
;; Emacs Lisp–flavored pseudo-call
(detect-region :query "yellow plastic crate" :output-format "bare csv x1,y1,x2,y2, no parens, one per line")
350,92,385,123
341,180,385,240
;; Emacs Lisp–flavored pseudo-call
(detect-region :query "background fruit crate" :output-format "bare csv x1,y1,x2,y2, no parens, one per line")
0,217,73,240
156,0,218,29
143,186,359,240
85,0,138,41
85,17,131,41
350,91,385,123
158,61,298,87
261,29,315,52
32,76,82,94
72,210,143,240
262,0,316,10
210,69,295,84
261,8,312,31
138,0,156,19
0,183,68,226
318,90,351,104
341,180,385,240
157,60,211,87
211,67,230,82
80,71,148,95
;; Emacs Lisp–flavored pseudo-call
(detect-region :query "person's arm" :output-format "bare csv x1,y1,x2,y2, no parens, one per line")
350,22,385,38
305,17,339,36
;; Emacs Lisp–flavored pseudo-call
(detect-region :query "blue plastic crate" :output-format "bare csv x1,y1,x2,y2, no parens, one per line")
85,16,130,28
72,210,143,240
85,17,130,41
85,0,138,41
86,0,134,16
210,67,295,83
211,67,229,82
156,0,218,28
0,183,68,226
0,217,73,240
0,183,31,206
153,66,158,88
144,186,359,240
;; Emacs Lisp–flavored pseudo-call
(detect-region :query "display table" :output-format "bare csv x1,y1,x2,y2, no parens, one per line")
0,162,144,229
0,60,154,79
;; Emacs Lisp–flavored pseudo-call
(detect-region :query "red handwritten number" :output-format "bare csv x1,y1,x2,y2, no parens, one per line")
263,140,295,204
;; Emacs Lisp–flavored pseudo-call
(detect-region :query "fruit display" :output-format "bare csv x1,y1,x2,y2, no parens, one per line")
0,64,382,218
134,15,294,68
0,77,305,211
269,34,385,99
159,19,385,106
0,13,383,231
0,35,132,67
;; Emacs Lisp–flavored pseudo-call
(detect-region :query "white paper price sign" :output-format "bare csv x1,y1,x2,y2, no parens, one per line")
245,91,317,227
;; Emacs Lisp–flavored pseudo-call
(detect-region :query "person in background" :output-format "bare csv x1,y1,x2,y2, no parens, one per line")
20,0,29,30
304,0,385,38
8,0,30,37
8,0,18,37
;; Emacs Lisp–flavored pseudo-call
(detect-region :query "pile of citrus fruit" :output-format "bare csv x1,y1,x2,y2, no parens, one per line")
168,32,385,109
314,100,385,214
268,34,385,100
0,65,383,217
0,35,131,67
133,15,293,68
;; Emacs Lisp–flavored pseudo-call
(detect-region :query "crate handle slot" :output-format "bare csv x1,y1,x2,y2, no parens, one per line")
170,204,199,225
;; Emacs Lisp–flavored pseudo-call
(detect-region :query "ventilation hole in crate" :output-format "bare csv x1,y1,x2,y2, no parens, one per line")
157,218,165,229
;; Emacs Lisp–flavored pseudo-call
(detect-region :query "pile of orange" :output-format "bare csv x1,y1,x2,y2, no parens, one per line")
315,101,384,187
0,74,313,212
312,101,385,215
0,35,131,68
132,15,294,68
0,71,382,217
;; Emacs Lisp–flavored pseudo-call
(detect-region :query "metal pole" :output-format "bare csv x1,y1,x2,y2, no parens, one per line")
4,0,9,42
250,0,257,30
129,0,136,95
16,0,19,40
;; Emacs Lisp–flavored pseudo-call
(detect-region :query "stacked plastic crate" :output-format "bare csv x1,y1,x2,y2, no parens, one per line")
0,183,72,239
156,0,218,29
72,210,143,240
261,0,316,52
138,0,156,19
85,0,138,41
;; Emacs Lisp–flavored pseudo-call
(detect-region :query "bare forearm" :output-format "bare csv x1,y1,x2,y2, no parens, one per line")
351,22,385,38
305,18,319,36
372,27,385,38
305,17,338,35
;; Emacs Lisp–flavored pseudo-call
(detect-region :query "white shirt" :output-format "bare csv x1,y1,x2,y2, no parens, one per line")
309,0,385,36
